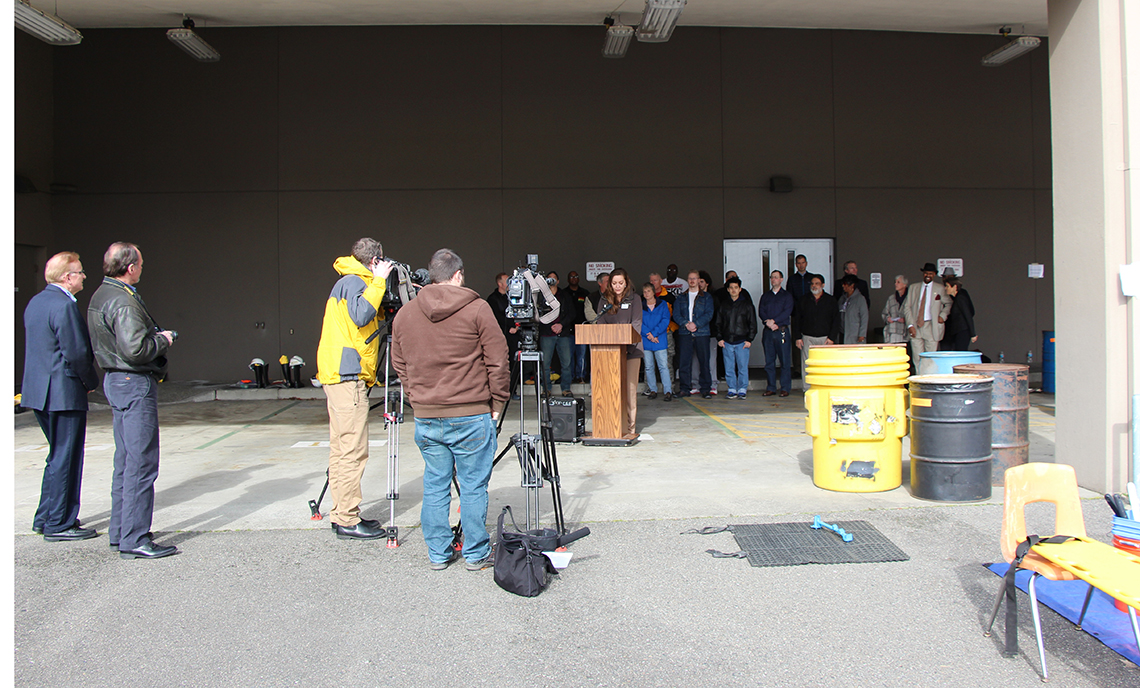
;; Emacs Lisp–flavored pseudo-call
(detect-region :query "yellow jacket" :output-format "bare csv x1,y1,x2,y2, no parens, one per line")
316,256,387,386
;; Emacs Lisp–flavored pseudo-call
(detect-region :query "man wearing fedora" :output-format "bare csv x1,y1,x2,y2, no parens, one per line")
903,262,952,362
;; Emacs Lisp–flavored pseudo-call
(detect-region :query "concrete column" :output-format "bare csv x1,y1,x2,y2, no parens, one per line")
1048,0,1137,491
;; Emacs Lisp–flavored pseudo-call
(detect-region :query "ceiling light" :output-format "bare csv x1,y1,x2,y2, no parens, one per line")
167,17,220,62
602,17,633,59
14,0,82,45
981,30,1040,67
636,0,685,43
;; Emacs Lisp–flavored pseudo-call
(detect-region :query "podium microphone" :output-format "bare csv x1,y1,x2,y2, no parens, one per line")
588,301,613,324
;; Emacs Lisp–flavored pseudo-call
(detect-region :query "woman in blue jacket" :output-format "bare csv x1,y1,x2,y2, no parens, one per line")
641,283,673,401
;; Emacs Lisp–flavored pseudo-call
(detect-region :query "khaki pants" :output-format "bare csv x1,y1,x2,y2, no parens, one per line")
624,357,640,437
910,324,940,359
325,379,371,527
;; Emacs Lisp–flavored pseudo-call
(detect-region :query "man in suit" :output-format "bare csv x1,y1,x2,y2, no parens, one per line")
904,262,952,360
22,252,101,542
787,255,819,301
88,242,179,559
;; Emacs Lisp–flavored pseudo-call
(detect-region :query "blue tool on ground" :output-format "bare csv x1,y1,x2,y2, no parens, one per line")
811,515,854,542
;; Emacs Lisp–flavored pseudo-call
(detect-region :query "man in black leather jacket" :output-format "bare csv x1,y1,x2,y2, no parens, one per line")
87,242,179,560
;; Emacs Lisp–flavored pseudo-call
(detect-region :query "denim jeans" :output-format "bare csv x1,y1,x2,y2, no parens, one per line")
574,343,588,380
643,349,672,394
722,341,750,394
762,327,793,392
540,336,573,393
676,333,711,394
415,413,495,564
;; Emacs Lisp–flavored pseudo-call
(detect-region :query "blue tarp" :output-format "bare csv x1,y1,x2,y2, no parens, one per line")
986,563,1139,666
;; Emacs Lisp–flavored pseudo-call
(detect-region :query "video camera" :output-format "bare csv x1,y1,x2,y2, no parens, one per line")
381,260,429,319
505,254,560,323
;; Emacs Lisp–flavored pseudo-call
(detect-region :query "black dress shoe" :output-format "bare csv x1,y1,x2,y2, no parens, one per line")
331,518,380,531
110,532,153,548
120,541,178,560
44,526,98,542
34,518,82,535
333,521,387,540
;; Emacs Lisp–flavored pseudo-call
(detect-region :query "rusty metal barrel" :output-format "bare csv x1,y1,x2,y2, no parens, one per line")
953,363,1029,485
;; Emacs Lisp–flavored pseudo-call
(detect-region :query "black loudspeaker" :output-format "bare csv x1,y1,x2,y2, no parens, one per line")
769,176,794,193
546,397,584,443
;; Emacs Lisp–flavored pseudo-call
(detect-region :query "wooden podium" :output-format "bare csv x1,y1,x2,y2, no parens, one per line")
576,323,640,446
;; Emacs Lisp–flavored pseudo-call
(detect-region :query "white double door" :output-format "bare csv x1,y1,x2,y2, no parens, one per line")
722,238,834,368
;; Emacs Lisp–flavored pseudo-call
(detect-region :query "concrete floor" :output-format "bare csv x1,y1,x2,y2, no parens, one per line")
13,382,1138,686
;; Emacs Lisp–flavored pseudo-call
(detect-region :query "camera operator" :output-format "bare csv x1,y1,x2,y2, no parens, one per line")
315,237,392,540
87,242,178,559
391,249,509,571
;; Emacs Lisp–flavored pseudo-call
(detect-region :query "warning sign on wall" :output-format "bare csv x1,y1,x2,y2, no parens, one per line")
937,258,964,278
586,261,614,281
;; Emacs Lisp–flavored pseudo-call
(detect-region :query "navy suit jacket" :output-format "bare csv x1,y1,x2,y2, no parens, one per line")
21,285,99,412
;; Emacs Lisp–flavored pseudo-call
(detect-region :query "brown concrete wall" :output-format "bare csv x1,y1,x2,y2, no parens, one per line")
34,25,1053,381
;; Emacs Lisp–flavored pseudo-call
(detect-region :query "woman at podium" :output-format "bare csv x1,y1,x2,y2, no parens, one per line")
597,268,643,437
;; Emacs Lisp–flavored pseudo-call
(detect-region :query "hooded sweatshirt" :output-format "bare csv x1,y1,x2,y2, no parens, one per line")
390,283,510,419
316,256,387,386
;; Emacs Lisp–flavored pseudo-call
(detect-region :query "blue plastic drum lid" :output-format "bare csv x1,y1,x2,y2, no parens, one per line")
916,351,983,376
1042,330,1056,394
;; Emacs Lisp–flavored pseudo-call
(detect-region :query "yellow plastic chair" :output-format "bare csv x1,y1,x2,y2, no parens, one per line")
983,463,1139,681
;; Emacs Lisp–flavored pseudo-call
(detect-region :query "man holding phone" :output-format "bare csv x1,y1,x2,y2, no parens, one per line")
316,237,392,540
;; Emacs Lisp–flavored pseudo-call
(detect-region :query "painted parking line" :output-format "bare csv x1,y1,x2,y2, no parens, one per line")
291,440,388,448
684,399,804,439
195,401,303,450
16,444,115,453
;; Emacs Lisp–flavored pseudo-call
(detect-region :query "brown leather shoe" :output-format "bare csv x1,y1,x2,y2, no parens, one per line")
779,390,790,397
762,390,776,397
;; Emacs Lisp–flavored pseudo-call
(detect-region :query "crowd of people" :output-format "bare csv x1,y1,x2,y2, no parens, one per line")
20,241,977,571
485,257,979,402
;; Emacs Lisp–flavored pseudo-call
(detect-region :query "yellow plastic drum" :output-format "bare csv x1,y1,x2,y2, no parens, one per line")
804,344,910,492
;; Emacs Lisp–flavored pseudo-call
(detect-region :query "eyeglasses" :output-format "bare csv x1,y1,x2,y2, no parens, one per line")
68,270,86,276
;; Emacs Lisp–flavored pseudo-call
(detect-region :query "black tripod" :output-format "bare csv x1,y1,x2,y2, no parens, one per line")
307,333,404,548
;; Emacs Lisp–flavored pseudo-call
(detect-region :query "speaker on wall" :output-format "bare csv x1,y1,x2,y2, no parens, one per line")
769,176,794,193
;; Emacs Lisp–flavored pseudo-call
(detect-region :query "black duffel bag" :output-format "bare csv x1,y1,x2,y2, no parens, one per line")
493,506,590,597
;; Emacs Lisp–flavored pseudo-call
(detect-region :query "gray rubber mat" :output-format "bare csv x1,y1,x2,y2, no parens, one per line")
730,521,909,567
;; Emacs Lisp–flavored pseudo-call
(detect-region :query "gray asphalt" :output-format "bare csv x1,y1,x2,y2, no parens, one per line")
13,384,1138,686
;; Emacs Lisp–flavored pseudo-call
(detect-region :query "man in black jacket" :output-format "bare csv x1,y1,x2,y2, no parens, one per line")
88,242,179,560
715,277,757,399
792,275,839,387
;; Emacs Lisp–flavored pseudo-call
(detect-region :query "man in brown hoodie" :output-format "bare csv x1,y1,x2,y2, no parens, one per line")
391,248,509,571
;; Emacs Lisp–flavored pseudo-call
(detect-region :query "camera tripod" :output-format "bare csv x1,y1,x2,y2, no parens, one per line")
307,332,404,548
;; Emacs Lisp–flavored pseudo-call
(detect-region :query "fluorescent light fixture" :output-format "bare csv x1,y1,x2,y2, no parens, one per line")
14,0,82,45
167,18,220,62
636,0,685,43
603,20,633,58
981,36,1040,66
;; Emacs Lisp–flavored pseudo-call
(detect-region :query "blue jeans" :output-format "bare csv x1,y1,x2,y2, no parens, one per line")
540,336,573,393
643,349,672,394
722,342,750,394
763,327,792,392
103,372,161,551
574,343,588,380
676,333,711,394
415,413,495,564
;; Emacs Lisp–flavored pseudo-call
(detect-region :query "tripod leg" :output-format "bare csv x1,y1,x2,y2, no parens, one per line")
540,404,566,535
308,469,330,520
450,473,463,551
383,335,401,548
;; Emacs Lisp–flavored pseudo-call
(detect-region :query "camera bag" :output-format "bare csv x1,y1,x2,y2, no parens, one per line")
493,506,555,597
